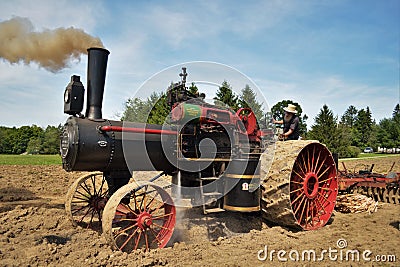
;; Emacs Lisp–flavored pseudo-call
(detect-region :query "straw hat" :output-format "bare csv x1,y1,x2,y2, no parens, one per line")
283,104,298,114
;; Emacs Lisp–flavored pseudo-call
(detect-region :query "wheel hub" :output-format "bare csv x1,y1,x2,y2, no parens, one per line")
303,172,319,199
137,212,152,229
90,196,107,210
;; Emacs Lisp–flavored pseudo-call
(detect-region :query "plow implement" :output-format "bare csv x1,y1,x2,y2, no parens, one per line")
338,161,400,204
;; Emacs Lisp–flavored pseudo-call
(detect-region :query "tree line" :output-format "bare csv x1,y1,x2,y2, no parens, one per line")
1,78,398,159
307,103,400,158
121,81,268,126
122,80,399,159
0,125,62,154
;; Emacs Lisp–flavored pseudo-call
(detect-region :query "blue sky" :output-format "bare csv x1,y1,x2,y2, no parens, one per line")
0,0,399,128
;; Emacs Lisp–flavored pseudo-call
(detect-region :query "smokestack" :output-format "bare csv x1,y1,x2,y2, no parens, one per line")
85,47,110,120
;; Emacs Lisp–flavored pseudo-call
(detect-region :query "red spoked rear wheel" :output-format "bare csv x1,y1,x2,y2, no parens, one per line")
289,142,338,230
102,181,176,252
261,141,338,230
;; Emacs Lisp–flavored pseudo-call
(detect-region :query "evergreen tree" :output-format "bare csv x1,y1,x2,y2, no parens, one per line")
377,104,400,149
309,104,361,157
238,84,264,123
335,123,357,158
188,82,199,96
393,103,400,123
214,80,239,110
308,104,337,150
378,118,397,148
340,105,358,127
354,107,373,147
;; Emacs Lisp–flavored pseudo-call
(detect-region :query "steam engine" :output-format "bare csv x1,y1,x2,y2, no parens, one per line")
61,48,264,211
61,48,339,253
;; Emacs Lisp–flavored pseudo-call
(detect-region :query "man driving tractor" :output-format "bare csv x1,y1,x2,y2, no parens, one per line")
272,104,300,140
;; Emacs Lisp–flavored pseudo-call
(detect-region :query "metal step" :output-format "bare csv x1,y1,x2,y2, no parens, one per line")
202,192,223,197
200,177,219,181
204,207,225,214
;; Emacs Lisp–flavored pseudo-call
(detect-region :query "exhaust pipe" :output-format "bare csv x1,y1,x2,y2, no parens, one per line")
85,47,110,120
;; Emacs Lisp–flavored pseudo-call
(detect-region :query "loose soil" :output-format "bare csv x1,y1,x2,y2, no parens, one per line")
0,155,399,266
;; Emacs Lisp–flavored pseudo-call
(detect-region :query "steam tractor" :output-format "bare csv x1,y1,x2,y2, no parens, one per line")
61,48,338,252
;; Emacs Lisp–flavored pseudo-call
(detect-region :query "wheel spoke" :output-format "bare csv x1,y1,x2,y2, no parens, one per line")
318,176,334,184
317,165,332,179
132,192,139,211
144,229,150,250
149,202,165,214
301,153,309,173
71,204,89,215
91,176,96,196
305,199,310,227
114,223,139,238
96,177,106,196
298,154,308,176
72,197,90,203
78,206,93,223
317,191,333,204
139,185,148,211
88,209,95,228
119,227,139,251
291,180,303,185
75,190,90,200
134,230,142,250
320,187,333,191
80,180,93,196
149,226,163,246
293,170,305,180
310,146,316,174
291,191,305,205
312,150,322,173
298,198,308,225
152,222,172,231
314,157,327,177
146,191,160,210
116,203,138,216
290,187,303,194
293,194,306,216
314,197,327,215
309,201,315,226
151,212,174,220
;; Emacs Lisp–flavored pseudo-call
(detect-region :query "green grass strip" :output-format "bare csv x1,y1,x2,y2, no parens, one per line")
0,154,62,165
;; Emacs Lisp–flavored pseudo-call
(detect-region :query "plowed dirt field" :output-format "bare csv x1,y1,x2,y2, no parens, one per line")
0,155,399,266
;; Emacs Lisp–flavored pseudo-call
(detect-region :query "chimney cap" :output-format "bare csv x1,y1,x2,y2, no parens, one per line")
87,47,110,54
